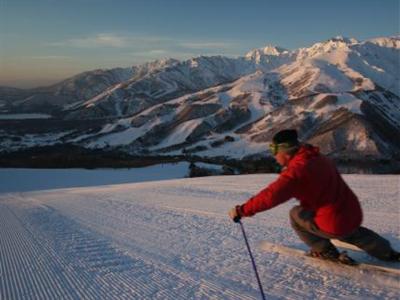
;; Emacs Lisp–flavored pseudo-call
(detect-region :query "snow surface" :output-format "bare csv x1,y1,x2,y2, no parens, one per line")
87,127,147,147
0,163,189,193
0,131,73,153
0,172,399,299
195,162,224,171
307,93,363,117
155,118,204,149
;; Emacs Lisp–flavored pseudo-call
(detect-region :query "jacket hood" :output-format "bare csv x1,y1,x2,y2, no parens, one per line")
289,144,320,166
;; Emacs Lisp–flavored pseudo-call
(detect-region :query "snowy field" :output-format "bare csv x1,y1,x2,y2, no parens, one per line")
0,171,399,299
0,163,189,192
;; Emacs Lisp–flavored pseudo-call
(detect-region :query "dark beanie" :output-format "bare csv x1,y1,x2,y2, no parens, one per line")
272,129,299,145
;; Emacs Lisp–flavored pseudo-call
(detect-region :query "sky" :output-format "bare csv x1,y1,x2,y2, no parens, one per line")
1,0,399,88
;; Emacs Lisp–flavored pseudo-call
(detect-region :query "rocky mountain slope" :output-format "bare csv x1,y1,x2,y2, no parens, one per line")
1,36,399,172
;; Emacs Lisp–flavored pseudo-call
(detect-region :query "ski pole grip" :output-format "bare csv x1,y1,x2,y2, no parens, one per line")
232,205,242,223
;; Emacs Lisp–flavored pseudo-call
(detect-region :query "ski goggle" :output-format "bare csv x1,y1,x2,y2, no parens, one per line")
269,143,293,155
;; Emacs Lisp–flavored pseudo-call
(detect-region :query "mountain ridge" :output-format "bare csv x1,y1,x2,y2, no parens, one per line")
1,35,399,172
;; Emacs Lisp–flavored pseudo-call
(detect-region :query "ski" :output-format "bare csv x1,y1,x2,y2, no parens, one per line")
332,239,365,252
259,241,400,276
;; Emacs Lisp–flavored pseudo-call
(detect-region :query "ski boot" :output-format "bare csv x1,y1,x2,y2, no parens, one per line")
388,250,400,262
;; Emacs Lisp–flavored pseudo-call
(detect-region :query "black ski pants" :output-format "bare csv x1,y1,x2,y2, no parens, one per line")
289,205,394,260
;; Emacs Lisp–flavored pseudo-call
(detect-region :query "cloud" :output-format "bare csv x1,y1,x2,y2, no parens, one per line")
49,33,130,48
29,55,72,60
46,33,242,64
49,33,238,51
128,49,170,57
147,49,168,55
180,42,234,50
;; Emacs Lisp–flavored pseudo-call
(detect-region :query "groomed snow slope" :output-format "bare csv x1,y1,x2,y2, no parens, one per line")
0,174,399,299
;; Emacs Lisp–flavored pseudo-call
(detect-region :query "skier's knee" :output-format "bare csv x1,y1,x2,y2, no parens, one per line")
289,206,302,221
289,206,302,228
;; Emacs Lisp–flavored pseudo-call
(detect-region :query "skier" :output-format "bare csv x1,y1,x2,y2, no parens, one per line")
229,129,400,264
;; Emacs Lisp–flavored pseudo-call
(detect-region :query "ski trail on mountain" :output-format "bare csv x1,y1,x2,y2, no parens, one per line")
0,174,399,299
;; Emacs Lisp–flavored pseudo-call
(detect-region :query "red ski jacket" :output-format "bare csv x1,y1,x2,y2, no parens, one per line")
240,145,363,236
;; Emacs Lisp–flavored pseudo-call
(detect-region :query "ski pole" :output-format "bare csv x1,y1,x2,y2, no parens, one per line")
234,218,266,300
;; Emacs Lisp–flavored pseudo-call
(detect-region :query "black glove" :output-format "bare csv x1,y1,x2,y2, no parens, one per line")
228,205,242,223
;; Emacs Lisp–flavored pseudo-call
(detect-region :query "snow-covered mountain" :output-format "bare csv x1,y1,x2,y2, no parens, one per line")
63,56,256,119
1,35,399,169
0,62,173,115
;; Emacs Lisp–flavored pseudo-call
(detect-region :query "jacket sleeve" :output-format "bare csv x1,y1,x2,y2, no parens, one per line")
240,170,298,217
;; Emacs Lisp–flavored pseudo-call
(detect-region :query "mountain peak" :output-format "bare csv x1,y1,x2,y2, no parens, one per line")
300,36,358,58
139,58,180,70
260,45,288,56
326,36,358,44
245,45,288,59
365,36,400,49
